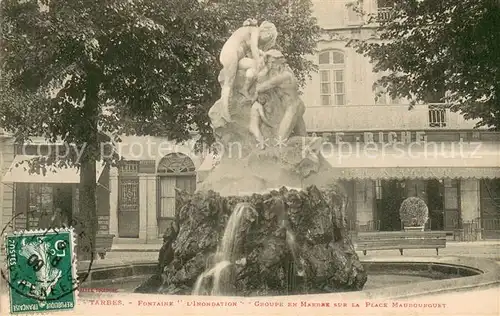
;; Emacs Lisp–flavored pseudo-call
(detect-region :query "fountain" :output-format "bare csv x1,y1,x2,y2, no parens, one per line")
151,185,367,296
136,18,368,296
192,202,256,295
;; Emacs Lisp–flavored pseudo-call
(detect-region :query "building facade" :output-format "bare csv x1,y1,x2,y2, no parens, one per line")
107,136,205,243
1,140,110,236
1,0,499,243
0,136,206,243
303,0,500,238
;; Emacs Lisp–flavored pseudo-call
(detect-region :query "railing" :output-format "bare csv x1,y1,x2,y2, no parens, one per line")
377,7,393,22
348,218,500,241
452,218,500,241
304,104,482,132
428,104,447,128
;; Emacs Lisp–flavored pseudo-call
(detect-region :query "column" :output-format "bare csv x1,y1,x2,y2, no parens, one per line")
460,179,481,239
146,175,158,242
138,175,148,241
108,167,119,237
460,179,480,221
355,180,375,229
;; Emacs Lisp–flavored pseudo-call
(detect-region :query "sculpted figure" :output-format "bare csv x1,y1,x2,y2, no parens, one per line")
253,50,307,142
249,101,272,149
247,50,282,148
218,19,278,122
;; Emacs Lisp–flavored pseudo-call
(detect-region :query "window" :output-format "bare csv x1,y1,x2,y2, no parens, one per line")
480,179,500,218
319,50,346,106
157,153,196,174
157,153,196,236
29,184,53,213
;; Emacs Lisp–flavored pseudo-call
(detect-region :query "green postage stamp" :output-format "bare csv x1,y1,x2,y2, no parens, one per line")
4,228,78,314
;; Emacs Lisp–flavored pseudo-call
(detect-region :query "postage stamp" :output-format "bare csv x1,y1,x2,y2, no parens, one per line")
4,228,78,314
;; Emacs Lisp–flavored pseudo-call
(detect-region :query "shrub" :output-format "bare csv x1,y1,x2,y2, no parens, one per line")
399,197,429,227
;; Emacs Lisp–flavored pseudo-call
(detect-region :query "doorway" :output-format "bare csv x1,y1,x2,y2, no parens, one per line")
54,184,74,224
426,180,444,230
443,179,460,231
377,180,405,231
157,153,197,237
117,178,140,238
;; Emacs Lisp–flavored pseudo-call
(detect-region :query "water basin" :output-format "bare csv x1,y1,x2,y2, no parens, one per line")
79,258,493,298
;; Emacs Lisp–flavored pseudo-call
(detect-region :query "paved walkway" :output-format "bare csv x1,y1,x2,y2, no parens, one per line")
80,240,500,271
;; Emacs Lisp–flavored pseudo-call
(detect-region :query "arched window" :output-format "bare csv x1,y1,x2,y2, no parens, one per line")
318,50,346,106
157,153,196,236
157,153,196,174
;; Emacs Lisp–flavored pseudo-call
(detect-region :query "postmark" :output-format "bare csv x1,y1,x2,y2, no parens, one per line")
4,228,78,314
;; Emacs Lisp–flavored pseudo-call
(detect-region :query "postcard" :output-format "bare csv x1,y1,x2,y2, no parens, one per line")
0,0,499,315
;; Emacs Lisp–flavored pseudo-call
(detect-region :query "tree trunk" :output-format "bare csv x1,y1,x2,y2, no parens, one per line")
78,158,97,261
77,69,100,261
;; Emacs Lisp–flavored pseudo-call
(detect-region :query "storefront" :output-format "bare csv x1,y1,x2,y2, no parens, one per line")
318,140,500,238
2,154,110,233
108,136,204,243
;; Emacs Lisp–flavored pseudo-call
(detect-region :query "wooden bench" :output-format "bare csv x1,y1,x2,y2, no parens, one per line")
352,231,447,256
95,234,115,259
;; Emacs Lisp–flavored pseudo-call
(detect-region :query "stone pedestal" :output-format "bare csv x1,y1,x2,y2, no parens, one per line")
198,136,327,196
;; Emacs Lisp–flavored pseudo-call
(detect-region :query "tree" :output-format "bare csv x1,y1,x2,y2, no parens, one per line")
348,0,500,130
0,0,319,257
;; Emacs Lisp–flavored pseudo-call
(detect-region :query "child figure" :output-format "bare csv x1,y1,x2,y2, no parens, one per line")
247,50,283,149
218,19,277,123
249,101,272,149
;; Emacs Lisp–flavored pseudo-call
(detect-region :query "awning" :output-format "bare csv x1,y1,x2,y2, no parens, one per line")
2,155,105,184
329,167,500,180
322,142,500,180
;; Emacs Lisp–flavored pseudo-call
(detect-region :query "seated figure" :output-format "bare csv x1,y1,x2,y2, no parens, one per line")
218,19,278,123
254,50,307,142
248,50,307,147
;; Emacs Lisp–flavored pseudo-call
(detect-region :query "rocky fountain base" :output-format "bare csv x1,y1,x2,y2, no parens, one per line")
137,185,367,296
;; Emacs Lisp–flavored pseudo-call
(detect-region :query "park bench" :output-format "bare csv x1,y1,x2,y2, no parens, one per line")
95,234,115,259
352,231,447,256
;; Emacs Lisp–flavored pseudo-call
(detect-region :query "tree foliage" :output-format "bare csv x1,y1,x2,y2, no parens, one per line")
0,0,319,255
0,0,319,148
349,0,500,130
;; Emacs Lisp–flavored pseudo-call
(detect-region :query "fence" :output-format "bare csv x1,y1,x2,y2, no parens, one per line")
452,218,500,241
377,7,392,21
346,218,500,241
428,104,448,127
